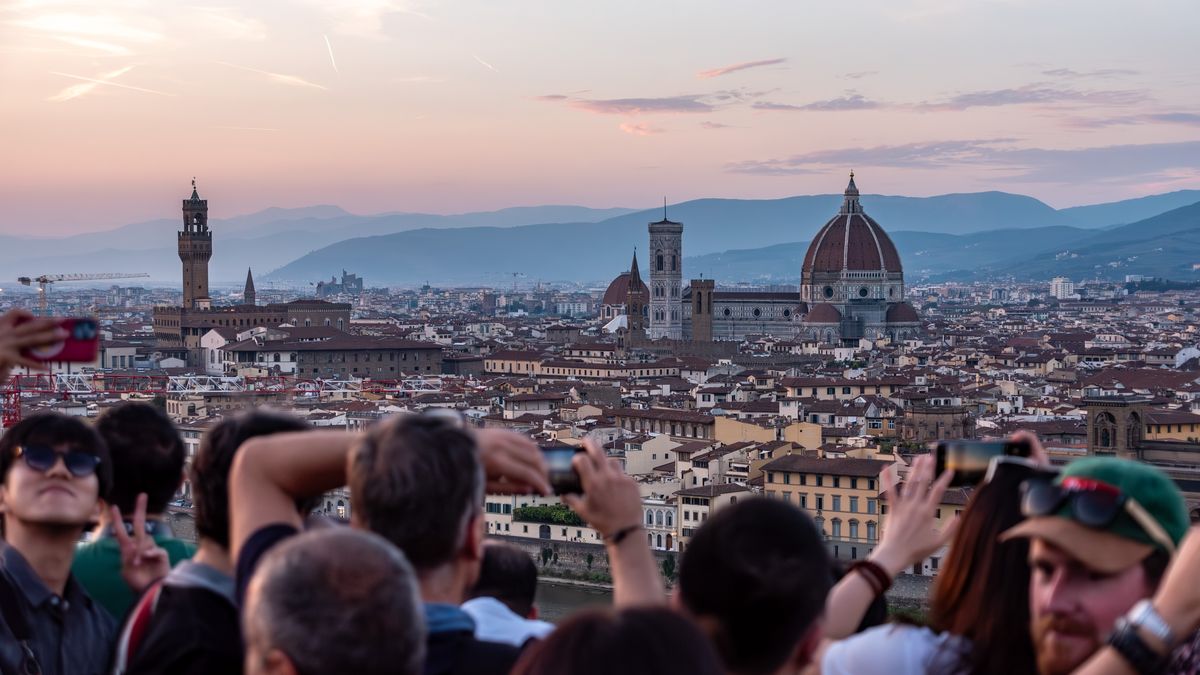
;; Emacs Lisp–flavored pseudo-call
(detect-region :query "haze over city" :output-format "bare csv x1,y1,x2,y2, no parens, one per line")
3,0,1199,235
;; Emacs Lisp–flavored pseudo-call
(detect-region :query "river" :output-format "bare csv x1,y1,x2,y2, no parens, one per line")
534,580,614,623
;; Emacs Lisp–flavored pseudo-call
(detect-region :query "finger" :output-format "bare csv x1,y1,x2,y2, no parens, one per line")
133,493,148,548
110,505,133,553
8,317,58,336
925,468,956,509
582,438,607,471
492,455,550,495
562,493,584,513
573,450,599,488
938,515,961,546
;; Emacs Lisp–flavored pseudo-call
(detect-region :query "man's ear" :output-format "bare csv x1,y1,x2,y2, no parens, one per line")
464,513,485,561
264,648,298,675
787,622,824,673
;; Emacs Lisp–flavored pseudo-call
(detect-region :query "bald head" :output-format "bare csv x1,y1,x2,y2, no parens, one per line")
243,528,426,675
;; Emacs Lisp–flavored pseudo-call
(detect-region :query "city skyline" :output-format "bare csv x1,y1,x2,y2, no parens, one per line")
3,0,1199,234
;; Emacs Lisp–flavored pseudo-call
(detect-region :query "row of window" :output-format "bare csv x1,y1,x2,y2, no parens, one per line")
765,473,877,491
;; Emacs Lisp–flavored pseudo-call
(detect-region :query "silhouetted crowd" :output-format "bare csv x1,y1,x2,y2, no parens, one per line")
1,307,1199,675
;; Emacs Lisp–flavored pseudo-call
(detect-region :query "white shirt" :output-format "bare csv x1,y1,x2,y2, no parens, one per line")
461,597,555,647
822,624,971,675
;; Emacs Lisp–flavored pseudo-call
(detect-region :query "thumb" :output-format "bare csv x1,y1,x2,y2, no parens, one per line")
562,494,584,513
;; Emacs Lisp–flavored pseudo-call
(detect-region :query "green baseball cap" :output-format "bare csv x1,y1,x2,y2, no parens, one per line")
1002,457,1188,574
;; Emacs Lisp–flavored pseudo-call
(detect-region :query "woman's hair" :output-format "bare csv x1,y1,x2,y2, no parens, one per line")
511,607,725,675
928,462,1040,675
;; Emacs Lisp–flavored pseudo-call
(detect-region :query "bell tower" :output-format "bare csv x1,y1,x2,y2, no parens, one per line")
626,249,647,344
648,202,683,340
179,178,212,310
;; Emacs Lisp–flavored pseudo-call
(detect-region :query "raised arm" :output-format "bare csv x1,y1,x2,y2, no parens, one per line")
821,454,954,640
229,429,359,563
0,310,62,384
565,438,665,607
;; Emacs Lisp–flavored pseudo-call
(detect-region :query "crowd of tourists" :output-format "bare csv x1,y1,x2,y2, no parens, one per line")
1,306,1199,675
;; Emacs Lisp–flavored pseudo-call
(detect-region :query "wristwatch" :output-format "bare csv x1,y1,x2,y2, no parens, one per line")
1125,600,1176,648
1109,616,1166,675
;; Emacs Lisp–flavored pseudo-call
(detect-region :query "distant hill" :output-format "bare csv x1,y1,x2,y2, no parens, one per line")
1060,190,1200,229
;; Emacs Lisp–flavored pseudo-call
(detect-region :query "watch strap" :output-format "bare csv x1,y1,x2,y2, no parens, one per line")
1127,599,1176,647
1110,617,1167,675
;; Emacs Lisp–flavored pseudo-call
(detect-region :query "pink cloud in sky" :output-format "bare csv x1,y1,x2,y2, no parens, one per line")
618,122,665,136
697,57,786,79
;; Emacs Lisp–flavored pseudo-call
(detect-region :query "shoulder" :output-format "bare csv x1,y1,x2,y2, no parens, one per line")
426,632,520,675
235,523,300,604
156,537,197,563
822,625,965,675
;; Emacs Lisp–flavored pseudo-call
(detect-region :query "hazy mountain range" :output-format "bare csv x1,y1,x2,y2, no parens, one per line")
3,190,1199,287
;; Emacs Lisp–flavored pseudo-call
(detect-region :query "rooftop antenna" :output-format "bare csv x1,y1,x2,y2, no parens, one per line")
663,197,667,220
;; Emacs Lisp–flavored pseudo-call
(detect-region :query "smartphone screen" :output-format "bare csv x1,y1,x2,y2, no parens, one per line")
541,446,583,495
935,439,1032,487
20,317,100,363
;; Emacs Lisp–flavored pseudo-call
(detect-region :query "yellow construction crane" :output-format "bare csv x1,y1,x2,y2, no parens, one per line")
17,272,151,316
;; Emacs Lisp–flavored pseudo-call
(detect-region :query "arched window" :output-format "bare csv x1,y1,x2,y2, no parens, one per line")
671,255,676,271
656,533,663,549
336,500,346,519
656,510,664,527
656,251,664,271
831,519,842,538
849,520,860,540
867,521,877,541
646,510,653,526
666,511,673,527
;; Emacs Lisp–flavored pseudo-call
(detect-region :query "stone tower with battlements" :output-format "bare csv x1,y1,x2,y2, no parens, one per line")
179,179,212,310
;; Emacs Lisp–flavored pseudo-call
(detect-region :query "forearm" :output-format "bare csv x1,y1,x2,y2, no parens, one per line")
607,532,666,607
230,430,358,559
822,546,906,640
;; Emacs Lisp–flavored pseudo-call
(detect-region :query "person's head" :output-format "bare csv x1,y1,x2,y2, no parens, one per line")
928,457,1048,675
471,542,540,619
0,412,112,532
1002,457,1188,675
242,528,426,675
193,410,309,550
511,607,724,675
96,403,185,515
676,497,832,675
348,413,485,595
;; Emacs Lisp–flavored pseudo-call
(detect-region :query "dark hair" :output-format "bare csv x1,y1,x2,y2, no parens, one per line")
96,403,185,514
1142,549,1171,589
246,528,426,675
471,543,539,617
678,497,833,675
928,464,1040,675
511,607,724,675
348,414,483,571
192,410,309,549
0,412,112,499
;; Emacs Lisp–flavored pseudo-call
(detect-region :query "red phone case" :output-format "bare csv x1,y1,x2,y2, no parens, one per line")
19,317,100,363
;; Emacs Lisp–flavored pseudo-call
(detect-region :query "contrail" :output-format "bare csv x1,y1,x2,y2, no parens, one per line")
323,34,338,74
218,61,327,90
472,54,497,73
48,68,175,101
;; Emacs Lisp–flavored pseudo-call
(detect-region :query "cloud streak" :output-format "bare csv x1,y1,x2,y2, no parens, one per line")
726,139,1200,186
753,94,882,112
919,84,1144,110
619,122,664,136
217,61,327,90
472,54,497,72
697,57,786,79
1065,112,1200,129
1042,67,1138,79
324,34,338,74
567,95,714,115
48,66,175,101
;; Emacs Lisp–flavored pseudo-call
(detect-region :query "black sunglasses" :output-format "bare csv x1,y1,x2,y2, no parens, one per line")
15,445,102,479
1020,476,1176,554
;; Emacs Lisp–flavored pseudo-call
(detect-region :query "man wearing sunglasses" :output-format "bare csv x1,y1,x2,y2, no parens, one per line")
0,412,117,675
1002,457,1189,675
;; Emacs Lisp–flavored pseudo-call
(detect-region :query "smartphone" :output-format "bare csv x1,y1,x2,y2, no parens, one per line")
541,446,584,495
19,317,100,363
935,438,1032,487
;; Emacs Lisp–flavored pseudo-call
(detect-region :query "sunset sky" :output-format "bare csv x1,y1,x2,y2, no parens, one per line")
2,0,1199,235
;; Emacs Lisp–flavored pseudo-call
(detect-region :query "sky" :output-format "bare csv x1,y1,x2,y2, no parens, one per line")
2,0,1199,235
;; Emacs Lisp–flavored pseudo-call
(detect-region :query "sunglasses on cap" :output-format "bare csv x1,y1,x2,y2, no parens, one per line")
1020,476,1176,555
15,445,102,479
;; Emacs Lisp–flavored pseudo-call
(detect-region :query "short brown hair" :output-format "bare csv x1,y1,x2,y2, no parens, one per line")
348,414,483,570
512,608,724,675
